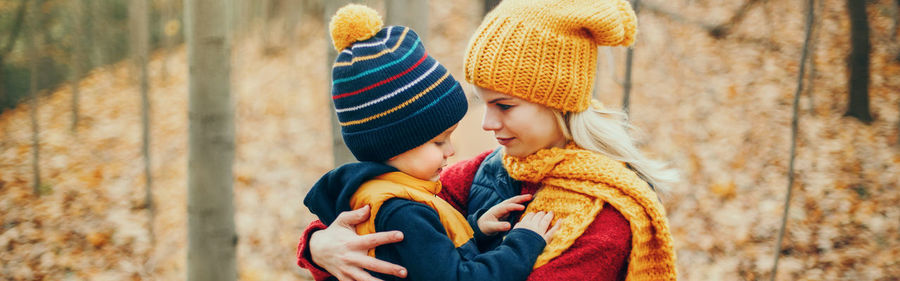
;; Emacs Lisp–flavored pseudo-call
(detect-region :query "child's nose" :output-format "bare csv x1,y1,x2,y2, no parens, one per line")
444,143,455,158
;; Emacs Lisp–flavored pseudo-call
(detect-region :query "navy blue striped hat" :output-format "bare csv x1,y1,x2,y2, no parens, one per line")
329,4,467,162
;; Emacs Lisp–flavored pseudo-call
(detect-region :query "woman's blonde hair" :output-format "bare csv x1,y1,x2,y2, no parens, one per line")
553,106,678,193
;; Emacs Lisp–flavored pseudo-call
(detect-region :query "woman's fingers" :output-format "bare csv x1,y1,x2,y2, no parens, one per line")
349,231,404,250
346,253,408,279
311,206,407,280
334,205,372,227
339,266,382,281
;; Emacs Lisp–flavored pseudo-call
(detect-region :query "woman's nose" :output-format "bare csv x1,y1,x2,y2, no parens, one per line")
482,109,501,131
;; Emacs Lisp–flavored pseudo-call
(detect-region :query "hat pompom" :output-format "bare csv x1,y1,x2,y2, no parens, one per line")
329,4,383,51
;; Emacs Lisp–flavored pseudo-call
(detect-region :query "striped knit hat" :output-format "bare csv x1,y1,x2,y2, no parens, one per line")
329,4,467,162
464,0,637,113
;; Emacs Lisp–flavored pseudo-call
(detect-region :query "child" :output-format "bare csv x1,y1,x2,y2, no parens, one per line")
303,4,558,281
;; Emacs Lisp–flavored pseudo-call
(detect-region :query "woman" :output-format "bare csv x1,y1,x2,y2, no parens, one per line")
298,0,678,280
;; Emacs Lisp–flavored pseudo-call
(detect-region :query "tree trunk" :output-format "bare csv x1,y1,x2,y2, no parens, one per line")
894,0,899,41
805,0,824,115
622,0,641,115
895,0,900,62
483,0,501,16
1,0,29,112
386,0,429,39
2,0,28,56
325,0,358,166
845,0,873,123
710,0,762,39
0,57,6,110
27,0,41,195
84,0,100,67
70,0,85,133
185,0,237,279
769,0,815,280
130,0,154,243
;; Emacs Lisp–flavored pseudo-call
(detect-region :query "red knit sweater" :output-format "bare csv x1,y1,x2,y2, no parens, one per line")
297,150,632,281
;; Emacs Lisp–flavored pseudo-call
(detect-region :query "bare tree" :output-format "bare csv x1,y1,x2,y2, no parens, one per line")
845,0,873,123
69,0,86,133
709,0,763,39
130,0,154,242
622,0,642,115
804,0,825,115
894,0,900,64
0,0,28,110
26,0,41,195
185,0,237,279
643,0,766,40
325,0,358,167
84,0,101,67
894,0,900,44
770,0,815,279
484,0,501,16
387,0,429,39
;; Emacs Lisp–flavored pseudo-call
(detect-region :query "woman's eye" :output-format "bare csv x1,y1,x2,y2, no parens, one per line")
496,104,512,110
434,141,445,146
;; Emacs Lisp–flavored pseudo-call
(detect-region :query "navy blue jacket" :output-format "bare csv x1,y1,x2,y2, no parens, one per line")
304,162,546,281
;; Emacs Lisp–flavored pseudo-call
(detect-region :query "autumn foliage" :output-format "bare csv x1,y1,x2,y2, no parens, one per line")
1,0,899,280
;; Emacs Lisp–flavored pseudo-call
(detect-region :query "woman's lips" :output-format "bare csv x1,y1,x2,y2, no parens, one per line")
496,137,514,145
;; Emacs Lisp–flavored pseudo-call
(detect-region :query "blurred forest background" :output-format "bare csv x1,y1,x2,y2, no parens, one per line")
0,0,898,280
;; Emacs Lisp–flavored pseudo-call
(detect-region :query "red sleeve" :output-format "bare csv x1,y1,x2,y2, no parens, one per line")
526,204,632,281
296,220,333,281
438,149,493,215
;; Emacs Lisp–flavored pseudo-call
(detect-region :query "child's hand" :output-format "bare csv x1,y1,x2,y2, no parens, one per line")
513,211,561,242
477,194,533,236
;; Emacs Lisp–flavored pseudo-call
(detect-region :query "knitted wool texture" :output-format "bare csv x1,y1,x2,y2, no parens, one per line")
329,4,383,51
329,4,467,161
503,143,677,281
464,0,637,113
350,172,475,257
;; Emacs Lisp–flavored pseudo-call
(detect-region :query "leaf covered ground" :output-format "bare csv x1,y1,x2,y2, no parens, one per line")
1,0,898,280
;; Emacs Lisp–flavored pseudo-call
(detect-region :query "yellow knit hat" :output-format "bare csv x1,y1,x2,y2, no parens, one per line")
464,0,638,112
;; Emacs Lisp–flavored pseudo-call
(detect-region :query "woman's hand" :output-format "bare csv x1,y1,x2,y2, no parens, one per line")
513,211,561,242
477,194,532,236
309,205,408,281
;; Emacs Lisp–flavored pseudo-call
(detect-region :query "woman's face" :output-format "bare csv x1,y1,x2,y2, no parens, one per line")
475,86,568,157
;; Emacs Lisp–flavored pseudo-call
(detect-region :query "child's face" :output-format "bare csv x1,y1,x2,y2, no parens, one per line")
475,86,567,157
386,124,458,181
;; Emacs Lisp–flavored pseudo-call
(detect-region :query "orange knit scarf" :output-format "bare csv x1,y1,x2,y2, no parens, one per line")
503,144,677,281
350,172,475,257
